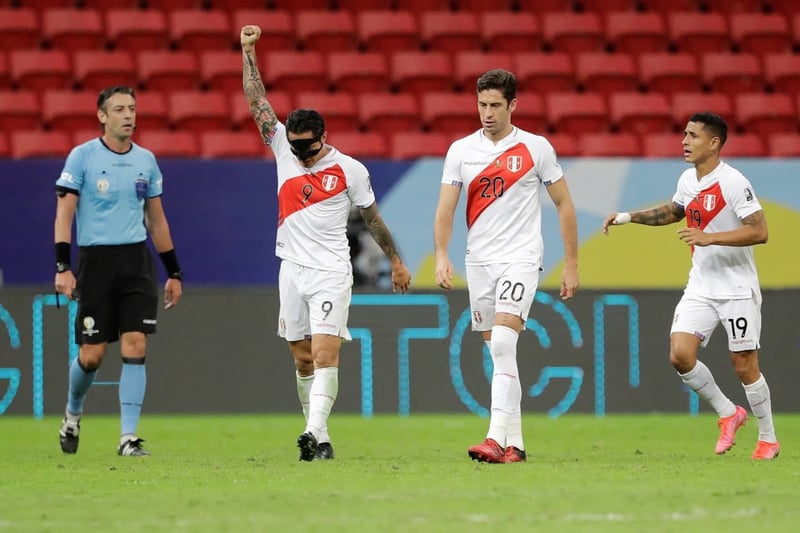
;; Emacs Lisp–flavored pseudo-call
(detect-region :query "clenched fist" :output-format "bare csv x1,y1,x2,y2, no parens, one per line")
241,25,261,48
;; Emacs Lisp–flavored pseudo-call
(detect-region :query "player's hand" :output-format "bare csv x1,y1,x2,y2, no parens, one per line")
54,271,77,299
434,256,454,290
560,265,580,300
391,260,412,294
677,227,712,247
164,278,182,310
240,25,261,48
602,213,618,235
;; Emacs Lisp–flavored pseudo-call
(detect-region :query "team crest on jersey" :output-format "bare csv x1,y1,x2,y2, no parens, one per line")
702,194,716,211
472,311,482,324
321,174,338,191
744,187,753,201
507,155,523,172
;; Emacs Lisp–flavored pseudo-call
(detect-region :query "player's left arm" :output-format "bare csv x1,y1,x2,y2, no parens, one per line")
546,178,580,299
677,209,768,247
145,196,183,308
359,203,411,293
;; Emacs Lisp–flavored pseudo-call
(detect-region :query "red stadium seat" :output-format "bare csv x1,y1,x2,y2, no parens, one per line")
0,132,9,157
8,0,72,6
720,134,766,157
43,8,104,52
230,10,294,52
145,0,202,12
169,91,231,131
263,51,327,93
642,0,699,13
135,131,199,157
43,90,100,131
358,11,419,56
0,90,40,132
200,50,243,92
169,10,232,53
391,51,454,93
204,0,264,10
481,12,541,54
73,50,136,92
642,132,684,158
730,13,792,55
72,129,102,145
669,12,731,54
542,13,605,54
702,53,763,96
547,133,580,157
328,132,389,159
328,52,389,93
581,0,638,10
82,0,139,10
137,51,200,92
421,92,481,136
200,131,266,159
0,53,9,90
671,92,733,126
296,10,357,52
734,93,797,137
546,92,609,136
768,133,800,157
229,91,293,131
420,11,482,53
580,133,642,156
609,92,673,134
455,0,518,10
270,0,331,12
0,9,39,51
638,53,701,95
294,91,358,132
389,131,450,160
10,50,72,91
515,0,572,8
11,130,72,159
772,0,800,14
703,0,765,13
134,90,169,131
575,53,639,95
512,92,546,134
514,53,576,94
605,12,669,54
763,53,800,93
339,0,392,10
106,9,169,52
358,92,419,135
454,52,514,91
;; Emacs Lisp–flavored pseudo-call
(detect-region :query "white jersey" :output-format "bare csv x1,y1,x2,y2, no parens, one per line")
441,127,564,266
269,121,375,273
672,161,762,299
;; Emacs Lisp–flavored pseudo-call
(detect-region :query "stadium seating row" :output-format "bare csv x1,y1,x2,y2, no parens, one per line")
2,128,798,159
2,8,800,54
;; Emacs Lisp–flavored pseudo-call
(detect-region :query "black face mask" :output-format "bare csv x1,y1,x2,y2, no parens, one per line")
288,136,323,161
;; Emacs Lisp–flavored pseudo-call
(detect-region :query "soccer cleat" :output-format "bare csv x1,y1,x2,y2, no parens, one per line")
59,416,80,454
468,438,505,463
297,432,317,462
715,405,748,455
501,446,527,463
314,442,335,460
118,437,150,456
752,440,780,460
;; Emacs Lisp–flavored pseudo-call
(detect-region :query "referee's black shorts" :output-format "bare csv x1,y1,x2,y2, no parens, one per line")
74,242,158,345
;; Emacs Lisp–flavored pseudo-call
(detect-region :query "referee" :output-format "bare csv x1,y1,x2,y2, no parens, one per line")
54,86,183,457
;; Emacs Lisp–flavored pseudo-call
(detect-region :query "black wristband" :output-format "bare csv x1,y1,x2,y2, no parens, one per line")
55,242,71,267
159,249,183,280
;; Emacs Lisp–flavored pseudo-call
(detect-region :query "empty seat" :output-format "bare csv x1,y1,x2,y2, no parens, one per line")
542,13,605,54
43,90,101,131
454,52,514,91
642,132,684,157
730,13,792,54
358,11,419,56
771,0,800,14
671,92,734,126
391,51,454,93
0,9,39,51
339,0,393,10
0,132,9,157
11,130,72,159
43,8,105,52
82,0,139,10
133,90,169,131
200,50,242,92
168,91,231,131
481,12,541,54
73,50,136,92
609,92,673,134
230,10,294,52
144,0,202,11
514,52,575,94
420,11,482,53
768,133,800,157
763,53,800,92
512,92,547,134
720,134,766,157
263,51,327,93
296,10,357,52
270,0,333,12
546,92,609,136
575,53,639,95
200,130,266,159
581,0,639,10
106,9,169,52
638,53,701,95
135,131,199,157
702,52,763,95
642,0,699,13
169,10,232,53
294,91,358,132
580,133,642,156
547,133,580,157
0,53,9,90
389,131,450,160
734,93,796,136
0,90,40,132
329,132,389,159
421,92,482,136
703,0,765,13
669,12,731,54
72,129,102,145
229,91,293,131
10,50,72,91
137,51,200,92
358,93,418,136
605,12,668,54
456,0,522,10
515,0,573,9
328,52,389,93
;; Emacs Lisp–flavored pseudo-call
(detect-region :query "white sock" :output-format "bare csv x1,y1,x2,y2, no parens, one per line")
488,337,524,450
306,367,338,441
296,371,314,422
743,374,777,443
679,360,736,418
486,326,520,446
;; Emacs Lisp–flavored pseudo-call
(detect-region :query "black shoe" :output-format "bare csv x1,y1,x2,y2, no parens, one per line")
59,416,80,454
118,437,150,457
314,442,335,460
297,432,317,462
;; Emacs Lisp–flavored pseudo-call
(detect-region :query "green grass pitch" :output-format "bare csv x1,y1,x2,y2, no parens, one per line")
1,414,798,532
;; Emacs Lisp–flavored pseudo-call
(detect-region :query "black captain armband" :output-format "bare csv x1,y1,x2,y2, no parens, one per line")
55,242,71,272
159,249,183,281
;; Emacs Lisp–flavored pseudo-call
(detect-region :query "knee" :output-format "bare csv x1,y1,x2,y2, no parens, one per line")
731,350,759,380
313,348,339,368
669,346,695,373
490,325,519,359
79,346,105,370
295,358,314,375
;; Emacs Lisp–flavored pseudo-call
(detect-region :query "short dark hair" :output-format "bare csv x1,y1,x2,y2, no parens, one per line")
688,112,728,147
476,69,517,104
285,109,326,137
97,85,136,111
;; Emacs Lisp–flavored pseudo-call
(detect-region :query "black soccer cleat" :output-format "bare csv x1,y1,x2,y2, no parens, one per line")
297,432,317,462
118,437,150,457
314,442,335,460
59,416,80,454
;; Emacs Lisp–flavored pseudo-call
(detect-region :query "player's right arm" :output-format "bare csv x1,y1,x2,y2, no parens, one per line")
54,192,78,299
433,184,460,290
602,202,685,235
241,25,278,145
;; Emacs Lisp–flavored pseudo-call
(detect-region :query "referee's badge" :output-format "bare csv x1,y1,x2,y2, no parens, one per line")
703,194,716,211
507,155,523,172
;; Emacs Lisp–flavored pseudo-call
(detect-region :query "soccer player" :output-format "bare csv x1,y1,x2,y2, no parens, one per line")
240,25,412,461
603,112,779,460
54,85,184,456
433,69,580,463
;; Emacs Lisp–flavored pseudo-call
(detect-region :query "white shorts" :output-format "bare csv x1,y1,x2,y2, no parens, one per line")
465,262,540,332
670,292,761,351
277,260,353,341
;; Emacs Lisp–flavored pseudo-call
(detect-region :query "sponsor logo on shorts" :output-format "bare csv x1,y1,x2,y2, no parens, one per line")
315,322,338,332
82,316,99,336
142,319,157,325
673,313,679,324
694,331,706,341
472,311,482,324
279,318,286,335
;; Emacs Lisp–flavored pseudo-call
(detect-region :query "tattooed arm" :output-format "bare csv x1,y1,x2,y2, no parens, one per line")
677,210,768,247
359,203,412,293
240,25,278,144
603,202,685,235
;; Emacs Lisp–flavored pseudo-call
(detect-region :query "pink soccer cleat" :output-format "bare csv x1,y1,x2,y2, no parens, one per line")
751,440,780,460
468,438,505,463
715,405,748,455
500,446,527,463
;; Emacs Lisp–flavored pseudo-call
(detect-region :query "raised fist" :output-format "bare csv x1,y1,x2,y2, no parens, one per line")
240,25,261,47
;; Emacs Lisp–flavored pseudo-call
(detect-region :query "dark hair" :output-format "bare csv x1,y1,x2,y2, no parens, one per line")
476,69,517,104
688,112,727,147
97,85,136,111
285,109,326,137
